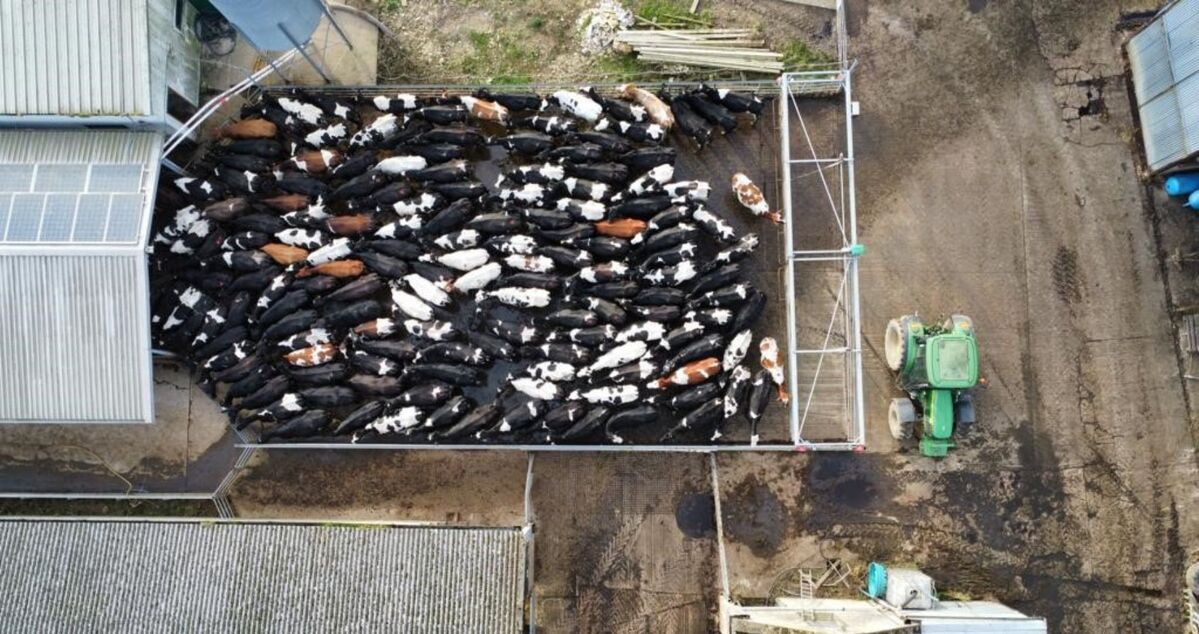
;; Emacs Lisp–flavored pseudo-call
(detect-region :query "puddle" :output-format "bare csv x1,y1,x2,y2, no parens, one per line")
675,492,716,538
723,480,786,556
805,454,888,515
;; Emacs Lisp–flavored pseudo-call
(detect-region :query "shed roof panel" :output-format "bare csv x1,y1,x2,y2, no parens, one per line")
0,130,159,423
1129,0,1199,172
0,0,151,116
0,520,527,633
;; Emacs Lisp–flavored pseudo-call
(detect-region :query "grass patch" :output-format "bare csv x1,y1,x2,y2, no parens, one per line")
781,39,835,69
635,0,713,29
528,15,546,30
460,29,540,84
468,30,492,49
491,73,535,85
594,53,646,80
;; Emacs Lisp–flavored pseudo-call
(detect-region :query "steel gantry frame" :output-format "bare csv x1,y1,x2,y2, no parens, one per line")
777,66,865,451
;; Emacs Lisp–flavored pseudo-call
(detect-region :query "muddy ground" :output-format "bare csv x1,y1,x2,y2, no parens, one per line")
4,1,1198,633
711,1,1199,633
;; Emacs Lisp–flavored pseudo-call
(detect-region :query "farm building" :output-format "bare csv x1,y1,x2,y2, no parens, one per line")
1127,0,1199,172
0,130,161,423
0,0,202,132
0,519,527,632
0,0,203,424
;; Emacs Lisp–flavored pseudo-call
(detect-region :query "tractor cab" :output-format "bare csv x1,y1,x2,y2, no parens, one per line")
885,314,980,458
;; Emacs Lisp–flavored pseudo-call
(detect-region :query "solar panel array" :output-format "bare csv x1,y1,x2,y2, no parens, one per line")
0,163,146,244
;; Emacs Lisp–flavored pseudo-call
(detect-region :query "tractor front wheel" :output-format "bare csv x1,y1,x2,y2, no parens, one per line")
884,318,908,371
888,398,918,440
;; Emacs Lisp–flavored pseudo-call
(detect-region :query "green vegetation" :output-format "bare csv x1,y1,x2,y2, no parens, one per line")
634,0,713,29
460,30,539,84
594,53,646,80
781,39,836,69
380,0,402,12
528,15,546,30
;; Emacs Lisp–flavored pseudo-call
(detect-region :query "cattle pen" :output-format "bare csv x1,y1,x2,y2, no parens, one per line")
189,70,864,454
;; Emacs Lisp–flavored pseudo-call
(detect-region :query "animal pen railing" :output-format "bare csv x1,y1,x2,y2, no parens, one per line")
157,1,863,453
775,67,864,452
222,69,862,452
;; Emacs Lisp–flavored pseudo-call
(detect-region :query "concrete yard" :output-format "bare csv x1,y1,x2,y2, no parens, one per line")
2,1,1197,633
0,362,235,495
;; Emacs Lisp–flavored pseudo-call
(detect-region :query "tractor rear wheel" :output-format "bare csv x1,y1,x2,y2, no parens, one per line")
884,316,915,371
888,398,917,440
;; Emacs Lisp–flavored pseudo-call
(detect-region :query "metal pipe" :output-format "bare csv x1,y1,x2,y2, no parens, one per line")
779,75,802,446
523,454,537,634
163,49,300,157
258,79,779,96
278,22,332,84
710,454,731,601
328,2,401,43
0,515,497,527
843,66,866,446
787,255,856,262
317,0,354,50
234,442,839,452
0,492,212,500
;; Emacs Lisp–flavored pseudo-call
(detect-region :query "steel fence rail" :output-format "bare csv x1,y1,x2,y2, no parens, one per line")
779,67,865,451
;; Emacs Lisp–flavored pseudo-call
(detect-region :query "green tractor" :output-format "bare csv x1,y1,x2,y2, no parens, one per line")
884,314,980,458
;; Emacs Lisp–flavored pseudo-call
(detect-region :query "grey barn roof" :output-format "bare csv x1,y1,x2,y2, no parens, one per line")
0,0,200,128
0,129,160,423
1,0,152,117
0,519,527,633
1128,0,1199,172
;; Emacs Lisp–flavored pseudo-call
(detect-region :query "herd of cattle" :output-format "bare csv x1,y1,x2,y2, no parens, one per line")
151,83,790,445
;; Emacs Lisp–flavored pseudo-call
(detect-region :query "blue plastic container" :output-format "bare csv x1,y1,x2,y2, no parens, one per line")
1166,172,1199,197
1188,190,1199,209
866,562,887,598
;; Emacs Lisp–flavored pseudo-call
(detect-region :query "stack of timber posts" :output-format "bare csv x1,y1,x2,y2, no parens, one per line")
615,29,784,73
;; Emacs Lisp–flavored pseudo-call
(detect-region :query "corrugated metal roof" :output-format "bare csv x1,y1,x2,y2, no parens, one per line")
1128,20,1173,104
0,520,527,633
0,130,159,423
0,129,161,164
909,602,1047,633
1128,0,1199,172
0,255,151,422
0,0,152,116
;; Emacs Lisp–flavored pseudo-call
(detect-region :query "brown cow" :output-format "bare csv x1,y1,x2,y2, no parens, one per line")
261,243,309,266
216,118,277,140
594,218,647,239
297,259,365,279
